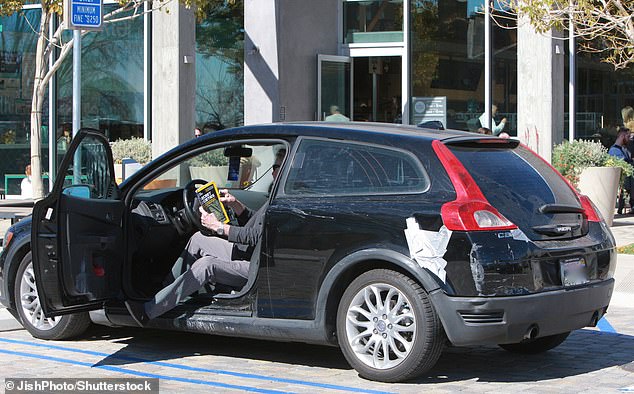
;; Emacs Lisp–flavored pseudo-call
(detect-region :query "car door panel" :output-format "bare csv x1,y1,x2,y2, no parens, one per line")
32,128,124,317
58,195,124,299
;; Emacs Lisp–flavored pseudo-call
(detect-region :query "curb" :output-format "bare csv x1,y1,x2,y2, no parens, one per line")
0,307,23,331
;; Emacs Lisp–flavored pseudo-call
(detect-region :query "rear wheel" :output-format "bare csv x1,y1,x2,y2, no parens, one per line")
14,252,90,340
499,332,571,354
336,269,444,382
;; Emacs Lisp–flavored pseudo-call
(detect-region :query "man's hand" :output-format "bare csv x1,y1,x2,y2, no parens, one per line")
219,189,237,205
501,117,507,124
219,189,245,215
199,206,223,233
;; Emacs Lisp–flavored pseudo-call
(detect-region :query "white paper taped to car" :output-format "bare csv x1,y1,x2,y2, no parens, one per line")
404,217,452,283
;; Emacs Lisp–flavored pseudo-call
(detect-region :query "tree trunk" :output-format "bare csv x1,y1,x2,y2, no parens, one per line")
30,9,51,201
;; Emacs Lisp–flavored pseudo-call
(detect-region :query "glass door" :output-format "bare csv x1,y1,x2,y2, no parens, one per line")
317,55,353,121
353,56,401,123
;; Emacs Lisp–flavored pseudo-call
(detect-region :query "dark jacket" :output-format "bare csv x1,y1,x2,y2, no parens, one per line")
227,203,267,259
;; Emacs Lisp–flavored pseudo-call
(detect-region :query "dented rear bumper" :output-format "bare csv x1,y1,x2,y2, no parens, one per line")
430,278,614,346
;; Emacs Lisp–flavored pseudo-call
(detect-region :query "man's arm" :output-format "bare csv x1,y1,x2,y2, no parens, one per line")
493,119,506,135
227,205,266,246
200,203,265,247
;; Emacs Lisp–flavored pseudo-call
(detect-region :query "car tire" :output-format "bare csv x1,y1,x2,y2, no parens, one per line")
336,269,444,382
498,332,571,354
13,252,90,340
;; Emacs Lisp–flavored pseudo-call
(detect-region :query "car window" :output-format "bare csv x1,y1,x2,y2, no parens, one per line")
59,134,116,200
449,144,581,234
450,145,580,208
285,139,429,196
139,142,285,193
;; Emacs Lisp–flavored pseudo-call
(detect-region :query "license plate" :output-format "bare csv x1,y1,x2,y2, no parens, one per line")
560,257,589,286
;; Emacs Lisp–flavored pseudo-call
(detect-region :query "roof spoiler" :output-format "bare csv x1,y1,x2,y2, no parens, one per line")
440,136,520,149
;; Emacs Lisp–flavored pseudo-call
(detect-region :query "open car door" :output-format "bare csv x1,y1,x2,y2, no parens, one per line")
32,128,125,317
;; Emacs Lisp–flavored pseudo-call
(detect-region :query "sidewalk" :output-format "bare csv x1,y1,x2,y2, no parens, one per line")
611,214,634,309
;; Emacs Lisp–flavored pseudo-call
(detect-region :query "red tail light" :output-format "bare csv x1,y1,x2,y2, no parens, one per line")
432,140,518,231
578,195,603,223
520,143,603,223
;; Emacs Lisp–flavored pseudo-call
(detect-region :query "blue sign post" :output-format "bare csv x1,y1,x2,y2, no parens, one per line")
64,0,102,30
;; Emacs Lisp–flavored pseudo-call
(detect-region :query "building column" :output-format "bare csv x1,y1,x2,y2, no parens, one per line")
244,0,338,125
152,4,196,158
244,0,280,125
517,20,565,162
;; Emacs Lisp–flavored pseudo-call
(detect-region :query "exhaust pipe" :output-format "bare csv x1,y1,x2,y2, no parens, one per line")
523,324,539,341
589,311,600,327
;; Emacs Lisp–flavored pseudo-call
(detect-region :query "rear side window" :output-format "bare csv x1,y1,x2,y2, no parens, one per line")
449,144,580,219
285,139,429,195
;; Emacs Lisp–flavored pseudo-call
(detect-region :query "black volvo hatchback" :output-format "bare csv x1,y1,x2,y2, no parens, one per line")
0,123,616,382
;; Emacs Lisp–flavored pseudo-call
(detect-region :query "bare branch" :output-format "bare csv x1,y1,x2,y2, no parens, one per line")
493,0,634,69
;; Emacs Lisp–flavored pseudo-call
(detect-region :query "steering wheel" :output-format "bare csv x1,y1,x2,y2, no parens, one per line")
182,178,208,232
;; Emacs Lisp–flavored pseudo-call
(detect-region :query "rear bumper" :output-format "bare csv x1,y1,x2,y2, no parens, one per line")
431,279,614,346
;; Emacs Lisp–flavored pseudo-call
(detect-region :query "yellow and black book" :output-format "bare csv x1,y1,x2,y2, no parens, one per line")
195,181,230,223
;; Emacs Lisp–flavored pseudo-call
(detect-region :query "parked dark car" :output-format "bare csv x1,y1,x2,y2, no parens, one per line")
0,123,616,382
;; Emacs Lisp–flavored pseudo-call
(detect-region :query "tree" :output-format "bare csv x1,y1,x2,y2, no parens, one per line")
497,0,634,69
0,0,235,199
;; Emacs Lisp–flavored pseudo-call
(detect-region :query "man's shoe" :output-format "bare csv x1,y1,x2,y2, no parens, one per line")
125,300,149,327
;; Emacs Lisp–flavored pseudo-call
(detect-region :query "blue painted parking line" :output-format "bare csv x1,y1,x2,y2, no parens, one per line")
0,337,393,394
597,316,617,333
0,348,290,394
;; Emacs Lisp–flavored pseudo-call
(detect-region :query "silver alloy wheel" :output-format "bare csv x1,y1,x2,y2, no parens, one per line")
19,262,59,330
345,283,416,370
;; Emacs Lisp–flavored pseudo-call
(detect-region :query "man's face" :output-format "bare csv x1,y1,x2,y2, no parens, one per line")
272,159,282,179
620,132,630,144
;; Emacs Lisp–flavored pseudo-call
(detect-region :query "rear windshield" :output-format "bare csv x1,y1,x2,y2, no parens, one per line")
449,144,580,226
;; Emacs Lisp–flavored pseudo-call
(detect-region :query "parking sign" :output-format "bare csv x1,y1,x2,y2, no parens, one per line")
63,0,103,30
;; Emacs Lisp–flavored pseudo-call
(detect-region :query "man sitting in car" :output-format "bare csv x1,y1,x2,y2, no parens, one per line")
125,149,286,326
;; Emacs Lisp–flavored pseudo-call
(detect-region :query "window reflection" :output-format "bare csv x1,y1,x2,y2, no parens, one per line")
56,7,144,142
0,10,50,195
410,0,486,131
344,0,404,44
195,1,244,132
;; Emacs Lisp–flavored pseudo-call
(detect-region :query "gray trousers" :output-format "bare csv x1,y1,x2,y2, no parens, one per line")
145,232,250,319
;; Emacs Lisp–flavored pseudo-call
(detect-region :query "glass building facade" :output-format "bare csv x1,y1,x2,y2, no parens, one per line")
0,2,244,195
1,0,633,195
0,9,49,195
194,2,244,132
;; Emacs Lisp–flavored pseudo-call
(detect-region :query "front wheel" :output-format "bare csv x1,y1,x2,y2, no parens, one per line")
336,269,444,382
499,332,571,354
14,252,91,340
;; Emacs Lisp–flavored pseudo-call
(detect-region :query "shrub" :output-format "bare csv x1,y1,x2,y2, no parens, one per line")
189,149,228,167
552,139,634,188
110,138,152,164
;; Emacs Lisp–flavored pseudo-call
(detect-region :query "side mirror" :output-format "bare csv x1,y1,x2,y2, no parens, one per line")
62,184,91,198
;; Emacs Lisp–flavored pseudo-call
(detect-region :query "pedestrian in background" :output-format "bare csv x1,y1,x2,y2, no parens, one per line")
609,127,633,214
479,104,506,136
20,164,33,198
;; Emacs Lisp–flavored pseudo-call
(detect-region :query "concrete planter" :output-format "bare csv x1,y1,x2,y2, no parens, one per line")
189,166,228,184
577,166,621,226
114,159,144,184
